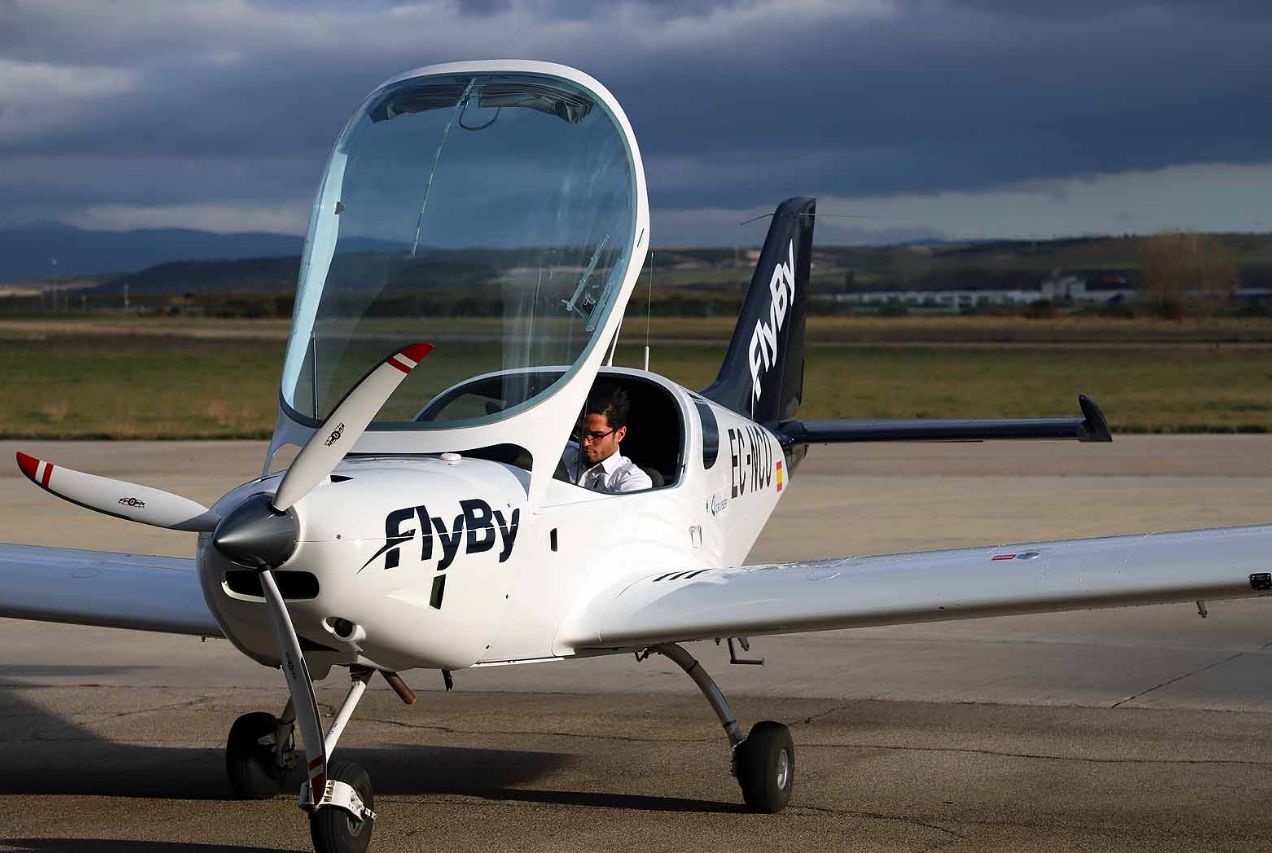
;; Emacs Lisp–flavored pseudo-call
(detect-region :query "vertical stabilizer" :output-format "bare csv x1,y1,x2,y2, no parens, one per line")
702,197,815,424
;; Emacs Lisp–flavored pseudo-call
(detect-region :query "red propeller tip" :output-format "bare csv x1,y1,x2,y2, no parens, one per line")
400,342,433,363
386,342,434,374
15,451,39,481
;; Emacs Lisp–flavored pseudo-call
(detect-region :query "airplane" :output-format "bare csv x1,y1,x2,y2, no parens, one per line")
2,59,1269,853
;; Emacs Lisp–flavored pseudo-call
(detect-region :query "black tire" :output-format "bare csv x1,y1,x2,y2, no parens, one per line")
309,759,375,853
735,721,794,813
226,711,291,800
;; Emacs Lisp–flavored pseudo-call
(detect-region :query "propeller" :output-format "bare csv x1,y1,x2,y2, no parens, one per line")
15,451,219,532
216,340,431,805
18,341,434,805
259,567,330,798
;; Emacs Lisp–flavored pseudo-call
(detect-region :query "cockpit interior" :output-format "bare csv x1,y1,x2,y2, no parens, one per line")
415,369,683,491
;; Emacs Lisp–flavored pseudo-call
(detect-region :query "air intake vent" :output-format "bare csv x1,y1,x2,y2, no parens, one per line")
224,570,320,600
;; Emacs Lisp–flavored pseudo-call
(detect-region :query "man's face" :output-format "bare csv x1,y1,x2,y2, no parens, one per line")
579,412,626,465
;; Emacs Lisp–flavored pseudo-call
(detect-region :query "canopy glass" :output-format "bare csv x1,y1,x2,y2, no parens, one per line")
280,71,638,429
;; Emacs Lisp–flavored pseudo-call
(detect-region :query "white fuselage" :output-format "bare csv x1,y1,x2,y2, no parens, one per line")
198,369,787,676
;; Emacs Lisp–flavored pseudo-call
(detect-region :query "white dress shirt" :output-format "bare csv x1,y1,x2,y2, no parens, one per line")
562,441,654,493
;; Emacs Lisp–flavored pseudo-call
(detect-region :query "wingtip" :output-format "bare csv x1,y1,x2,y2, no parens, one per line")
15,451,39,481
1077,394,1113,442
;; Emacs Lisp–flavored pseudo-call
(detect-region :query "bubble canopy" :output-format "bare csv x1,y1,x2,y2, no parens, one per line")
280,66,639,431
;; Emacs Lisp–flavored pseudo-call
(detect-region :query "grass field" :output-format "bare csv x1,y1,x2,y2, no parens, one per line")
7,314,1272,344
2,318,1271,438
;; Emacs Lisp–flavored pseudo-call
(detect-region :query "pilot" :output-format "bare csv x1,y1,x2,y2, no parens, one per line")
562,383,653,493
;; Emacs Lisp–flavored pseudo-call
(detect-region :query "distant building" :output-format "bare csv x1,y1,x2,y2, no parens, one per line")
824,270,1138,310
1039,271,1086,301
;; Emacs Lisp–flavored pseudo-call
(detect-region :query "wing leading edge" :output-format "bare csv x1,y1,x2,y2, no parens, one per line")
0,544,220,636
561,524,1272,651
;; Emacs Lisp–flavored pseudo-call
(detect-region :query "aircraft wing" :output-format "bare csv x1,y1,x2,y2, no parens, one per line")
561,525,1272,651
0,544,220,636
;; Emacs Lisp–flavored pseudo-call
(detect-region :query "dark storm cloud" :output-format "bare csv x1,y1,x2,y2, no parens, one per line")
2,0,1270,234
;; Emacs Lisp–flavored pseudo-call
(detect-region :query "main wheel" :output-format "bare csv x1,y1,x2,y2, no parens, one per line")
310,759,375,853
226,711,292,799
735,721,794,813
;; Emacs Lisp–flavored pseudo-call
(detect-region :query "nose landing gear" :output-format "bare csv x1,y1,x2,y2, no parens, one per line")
305,759,376,853
226,666,380,852
649,643,795,813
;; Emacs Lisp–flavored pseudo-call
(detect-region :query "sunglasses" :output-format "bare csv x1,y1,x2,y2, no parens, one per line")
578,425,617,442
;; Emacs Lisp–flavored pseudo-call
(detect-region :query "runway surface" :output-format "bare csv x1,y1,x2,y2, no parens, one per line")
2,437,1271,851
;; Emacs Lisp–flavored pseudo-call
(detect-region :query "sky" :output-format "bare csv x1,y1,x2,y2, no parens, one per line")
3,0,1272,245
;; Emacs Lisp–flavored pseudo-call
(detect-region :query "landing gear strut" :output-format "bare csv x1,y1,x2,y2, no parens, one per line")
650,643,794,813
227,666,380,852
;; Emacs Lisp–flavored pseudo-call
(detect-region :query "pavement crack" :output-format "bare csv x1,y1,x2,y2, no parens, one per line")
796,702,858,726
98,695,215,721
797,804,967,840
1110,651,1244,709
361,716,720,745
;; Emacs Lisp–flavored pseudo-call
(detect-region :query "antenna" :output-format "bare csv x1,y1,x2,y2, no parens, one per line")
643,249,653,371
606,320,621,367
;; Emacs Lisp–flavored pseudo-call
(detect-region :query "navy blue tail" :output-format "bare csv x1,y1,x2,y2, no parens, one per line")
702,197,815,425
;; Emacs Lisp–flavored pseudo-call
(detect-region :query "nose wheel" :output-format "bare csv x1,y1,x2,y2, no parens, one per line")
309,760,375,853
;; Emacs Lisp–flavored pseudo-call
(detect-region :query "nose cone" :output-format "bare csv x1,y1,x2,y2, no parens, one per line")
212,492,299,568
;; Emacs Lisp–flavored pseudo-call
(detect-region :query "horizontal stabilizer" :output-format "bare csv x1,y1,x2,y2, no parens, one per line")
775,394,1111,446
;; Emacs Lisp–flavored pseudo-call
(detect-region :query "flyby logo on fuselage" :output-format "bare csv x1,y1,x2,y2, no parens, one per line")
361,499,520,575
747,239,796,403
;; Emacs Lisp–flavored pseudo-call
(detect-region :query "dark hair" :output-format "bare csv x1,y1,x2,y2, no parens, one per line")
585,383,631,429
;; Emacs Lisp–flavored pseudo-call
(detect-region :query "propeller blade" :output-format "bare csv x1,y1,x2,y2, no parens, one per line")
16,451,219,532
258,568,328,801
272,342,432,512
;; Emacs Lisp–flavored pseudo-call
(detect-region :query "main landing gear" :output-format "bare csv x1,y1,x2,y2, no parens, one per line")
226,700,296,799
650,643,794,813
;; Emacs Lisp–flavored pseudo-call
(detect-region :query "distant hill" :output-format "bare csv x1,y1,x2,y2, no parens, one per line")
92,251,503,295
93,256,305,295
12,223,1272,300
0,222,305,283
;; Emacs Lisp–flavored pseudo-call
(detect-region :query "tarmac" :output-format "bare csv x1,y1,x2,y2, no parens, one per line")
2,436,1272,851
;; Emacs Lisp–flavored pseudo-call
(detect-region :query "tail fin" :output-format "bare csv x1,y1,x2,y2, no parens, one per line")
702,197,815,425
